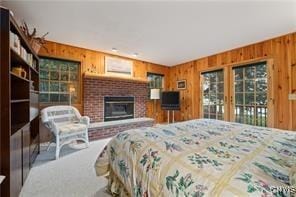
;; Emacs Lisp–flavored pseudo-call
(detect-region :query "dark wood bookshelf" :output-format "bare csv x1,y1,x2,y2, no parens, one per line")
9,13,39,60
10,72,30,82
10,47,39,75
0,7,40,197
30,66,39,75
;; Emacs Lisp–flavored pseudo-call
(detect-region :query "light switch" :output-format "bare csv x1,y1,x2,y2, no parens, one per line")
288,94,296,100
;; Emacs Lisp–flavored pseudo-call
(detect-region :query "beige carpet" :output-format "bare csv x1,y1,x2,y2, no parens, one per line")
20,138,112,197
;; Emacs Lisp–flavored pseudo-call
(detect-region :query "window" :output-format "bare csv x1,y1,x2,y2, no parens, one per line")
232,62,268,127
201,70,224,120
39,57,80,104
147,73,164,98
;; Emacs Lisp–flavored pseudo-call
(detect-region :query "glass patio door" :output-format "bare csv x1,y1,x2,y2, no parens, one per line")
200,69,225,120
231,62,271,127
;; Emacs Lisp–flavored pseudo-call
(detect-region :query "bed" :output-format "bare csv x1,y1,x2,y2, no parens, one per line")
95,119,296,196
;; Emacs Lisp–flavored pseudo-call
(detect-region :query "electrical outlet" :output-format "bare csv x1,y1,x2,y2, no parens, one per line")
288,94,296,100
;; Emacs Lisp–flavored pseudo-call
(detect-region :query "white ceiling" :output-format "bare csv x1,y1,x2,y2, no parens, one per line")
2,1,296,66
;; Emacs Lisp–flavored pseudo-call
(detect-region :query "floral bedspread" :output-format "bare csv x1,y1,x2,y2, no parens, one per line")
95,119,296,196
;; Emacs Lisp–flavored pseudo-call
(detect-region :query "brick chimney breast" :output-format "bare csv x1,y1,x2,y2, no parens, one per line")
83,76,148,122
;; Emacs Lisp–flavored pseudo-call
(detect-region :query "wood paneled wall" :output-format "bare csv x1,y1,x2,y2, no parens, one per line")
169,32,296,131
38,41,170,141
39,41,170,122
39,32,296,132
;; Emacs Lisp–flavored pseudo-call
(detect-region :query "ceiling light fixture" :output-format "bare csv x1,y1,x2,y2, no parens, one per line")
111,48,118,52
132,53,138,57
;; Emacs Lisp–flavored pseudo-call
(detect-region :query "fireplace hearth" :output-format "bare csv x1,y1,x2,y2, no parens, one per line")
104,97,134,121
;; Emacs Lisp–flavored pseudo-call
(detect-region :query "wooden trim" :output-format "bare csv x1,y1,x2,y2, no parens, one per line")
84,72,148,83
39,55,81,63
147,72,165,77
231,58,271,69
229,68,235,122
267,59,275,128
198,65,227,73
199,74,204,118
287,38,293,130
192,64,199,119
224,67,230,121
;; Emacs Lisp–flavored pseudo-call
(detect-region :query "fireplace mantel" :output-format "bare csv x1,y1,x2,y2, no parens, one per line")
84,72,148,83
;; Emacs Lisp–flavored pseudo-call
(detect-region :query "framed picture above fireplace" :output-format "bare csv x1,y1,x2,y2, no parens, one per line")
105,56,133,77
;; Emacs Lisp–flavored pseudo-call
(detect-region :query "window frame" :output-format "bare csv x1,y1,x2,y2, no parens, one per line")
147,72,165,99
39,56,82,105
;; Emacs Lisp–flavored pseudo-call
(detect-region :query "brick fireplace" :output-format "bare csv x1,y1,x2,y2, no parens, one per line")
83,75,154,140
83,75,148,123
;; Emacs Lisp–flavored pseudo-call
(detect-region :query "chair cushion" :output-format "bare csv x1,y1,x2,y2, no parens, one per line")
57,123,87,134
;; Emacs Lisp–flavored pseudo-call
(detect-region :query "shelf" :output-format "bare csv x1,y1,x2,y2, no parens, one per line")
11,72,30,100
30,90,39,94
11,49,38,73
11,48,30,68
10,72,30,83
30,66,39,75
9,15,39,60
11,99,30,103
11,122,28,136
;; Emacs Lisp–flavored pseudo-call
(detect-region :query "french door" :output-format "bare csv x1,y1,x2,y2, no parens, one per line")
200,69,227,121
230,61,273,127
200,60,274,127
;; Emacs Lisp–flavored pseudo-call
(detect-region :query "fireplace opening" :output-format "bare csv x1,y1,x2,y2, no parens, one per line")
104,97,134,121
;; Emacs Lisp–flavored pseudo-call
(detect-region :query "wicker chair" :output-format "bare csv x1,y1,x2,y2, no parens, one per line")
41,105,90,159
